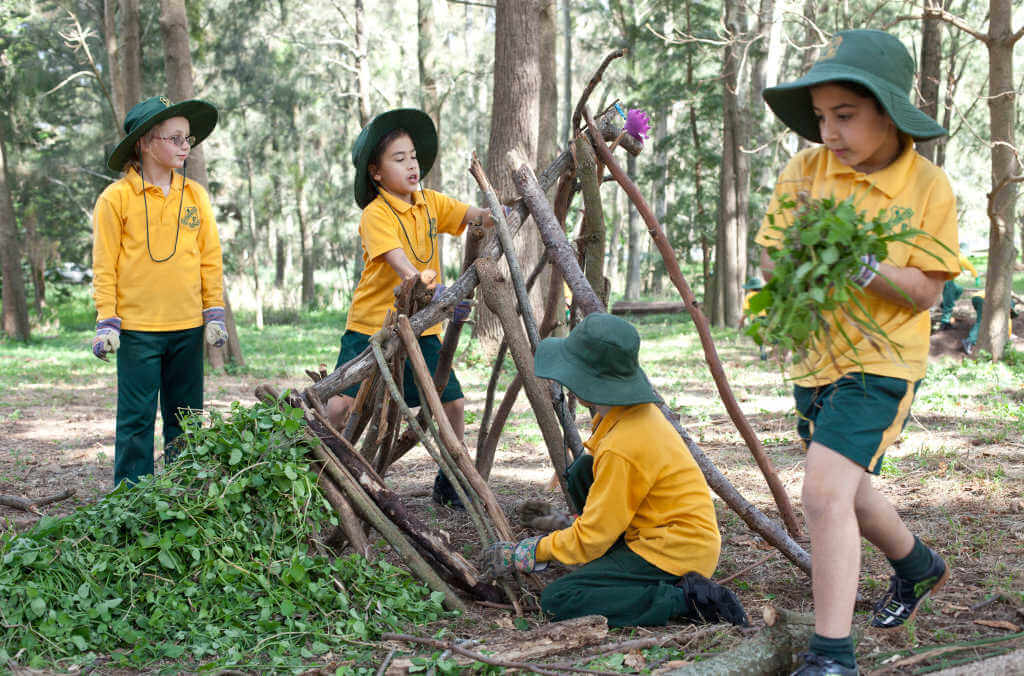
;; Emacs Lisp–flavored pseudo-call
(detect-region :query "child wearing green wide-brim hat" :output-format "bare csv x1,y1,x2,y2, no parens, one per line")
757,30,958,675
480,313,749,628
326,108,496,508
92,95,226,487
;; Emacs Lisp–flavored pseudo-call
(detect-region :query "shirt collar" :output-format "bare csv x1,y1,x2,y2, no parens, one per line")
377,188,424,213
823,133,916,199
583,405,635,454
125,167,184,195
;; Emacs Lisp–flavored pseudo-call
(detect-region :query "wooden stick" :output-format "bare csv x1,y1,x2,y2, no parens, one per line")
311,446,466,613
395,315,517,540
571,48,627,135
381,633,621,676
469,155,585,466
476,257,572,502
476,373,523,479
717,552,777,585
0,489,76,515
311,463,372,559
507,148,812,576
581,104,803,540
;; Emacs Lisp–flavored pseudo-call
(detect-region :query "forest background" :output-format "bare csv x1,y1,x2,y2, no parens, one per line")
0,0,1022,358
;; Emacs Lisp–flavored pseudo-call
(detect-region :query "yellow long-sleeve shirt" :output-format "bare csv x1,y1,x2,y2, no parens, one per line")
92,168,224,331
536,403,721,577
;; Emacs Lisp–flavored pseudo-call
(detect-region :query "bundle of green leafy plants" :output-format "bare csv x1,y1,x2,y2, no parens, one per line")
0,399,448,672
745,193,949,366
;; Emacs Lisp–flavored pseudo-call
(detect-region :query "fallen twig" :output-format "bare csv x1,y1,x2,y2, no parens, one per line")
0,489,76,515
717,552,777,585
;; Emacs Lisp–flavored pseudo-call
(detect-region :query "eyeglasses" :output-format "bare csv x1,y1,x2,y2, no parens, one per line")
154,134,196,148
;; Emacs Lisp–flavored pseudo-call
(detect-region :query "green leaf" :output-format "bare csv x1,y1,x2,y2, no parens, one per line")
229,448,243,465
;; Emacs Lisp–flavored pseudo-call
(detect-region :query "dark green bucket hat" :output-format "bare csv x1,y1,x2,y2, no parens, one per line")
107,96,218,172
351,108,438,209
534,313,658,407
763,30,947,143
743,277,765,290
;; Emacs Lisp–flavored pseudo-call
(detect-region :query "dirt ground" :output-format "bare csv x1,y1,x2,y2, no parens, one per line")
2,297,1022,674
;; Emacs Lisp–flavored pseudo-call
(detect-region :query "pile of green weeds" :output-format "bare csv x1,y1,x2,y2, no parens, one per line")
746,193,949,365
0,399,447,672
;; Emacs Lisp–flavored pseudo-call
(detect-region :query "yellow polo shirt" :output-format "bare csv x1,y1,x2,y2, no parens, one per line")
346,188,469,336
92,168,224,331
756,137,959,385
536,403,721,577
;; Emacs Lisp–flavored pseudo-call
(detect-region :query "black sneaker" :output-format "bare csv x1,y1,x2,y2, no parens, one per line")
790,652,859,675
431,472,464,510
870,554,949,628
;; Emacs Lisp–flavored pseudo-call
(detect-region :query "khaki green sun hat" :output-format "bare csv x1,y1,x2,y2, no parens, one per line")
534,313,658,407
351,108,438,209
763,29,947,143
107,96,218,172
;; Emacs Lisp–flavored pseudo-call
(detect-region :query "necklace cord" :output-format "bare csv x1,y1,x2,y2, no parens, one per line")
376,183,436,265
141,164,184,263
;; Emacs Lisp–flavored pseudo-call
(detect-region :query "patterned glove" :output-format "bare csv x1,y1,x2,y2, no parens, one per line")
203,307,228,348
452,299,472,324
480,535,547,581
674,571,749,626
92,317,121,361
850,253,878,288
431,284,447,303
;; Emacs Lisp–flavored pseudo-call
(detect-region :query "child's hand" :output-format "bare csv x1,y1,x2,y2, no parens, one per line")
92,317,121,361
203,307,228,348
452,299,472,324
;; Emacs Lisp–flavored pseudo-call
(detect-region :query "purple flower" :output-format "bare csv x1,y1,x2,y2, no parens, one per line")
625,108,651,141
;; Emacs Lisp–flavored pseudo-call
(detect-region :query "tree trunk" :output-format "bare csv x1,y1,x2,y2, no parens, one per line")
795,0,820,153
561,0,573,145
119,0,142,109
624,153,643,300
245,152,264,330
0,126,30,341
916,0,945,163
292,107,315,308
978,0,1020,359
418,0,444,193
159,0,209,188
21,208,48,313
354,0,371,127
477,0,543,346
715,0,748,327
102,0,126,132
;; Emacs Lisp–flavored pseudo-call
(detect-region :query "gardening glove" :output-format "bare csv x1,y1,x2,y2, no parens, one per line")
850,253,878,288
431,284,447,303
674,571,749,626
203,307,228,348
480,535,547,582
452,299,473,324
92,317,121,361
518,499,573,531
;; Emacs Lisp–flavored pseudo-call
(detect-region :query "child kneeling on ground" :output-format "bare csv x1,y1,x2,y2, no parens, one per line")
481,313,748,628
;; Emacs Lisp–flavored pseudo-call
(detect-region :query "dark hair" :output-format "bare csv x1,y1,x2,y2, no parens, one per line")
369,128,413,170
833,80,885,113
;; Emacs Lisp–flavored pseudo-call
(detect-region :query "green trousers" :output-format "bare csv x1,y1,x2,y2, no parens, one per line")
114,328,203,486
541,454,689,627
940,280,963,324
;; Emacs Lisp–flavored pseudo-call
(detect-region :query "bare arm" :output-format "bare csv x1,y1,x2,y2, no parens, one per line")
381,248,419,281
462,205,495,228
865,265,946,312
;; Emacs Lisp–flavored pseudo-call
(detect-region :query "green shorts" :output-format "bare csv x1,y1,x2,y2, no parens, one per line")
793,373,920,474
335,330,464,408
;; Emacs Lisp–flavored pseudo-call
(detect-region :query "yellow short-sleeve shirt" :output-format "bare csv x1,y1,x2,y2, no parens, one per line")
755,137,959,385
346,188,469,336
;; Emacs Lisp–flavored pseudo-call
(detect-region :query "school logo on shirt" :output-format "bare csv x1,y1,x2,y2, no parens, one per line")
181,206,200,229
820,35,843,61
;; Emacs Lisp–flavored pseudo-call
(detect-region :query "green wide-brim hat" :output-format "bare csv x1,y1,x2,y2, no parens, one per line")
351,108,438,209
107,96,218,172
534,313,658,407
763,30,947,143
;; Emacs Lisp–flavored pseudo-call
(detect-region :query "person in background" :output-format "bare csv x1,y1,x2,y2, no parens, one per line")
92,96,226,486
740,277,769,360
934,244,977,332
